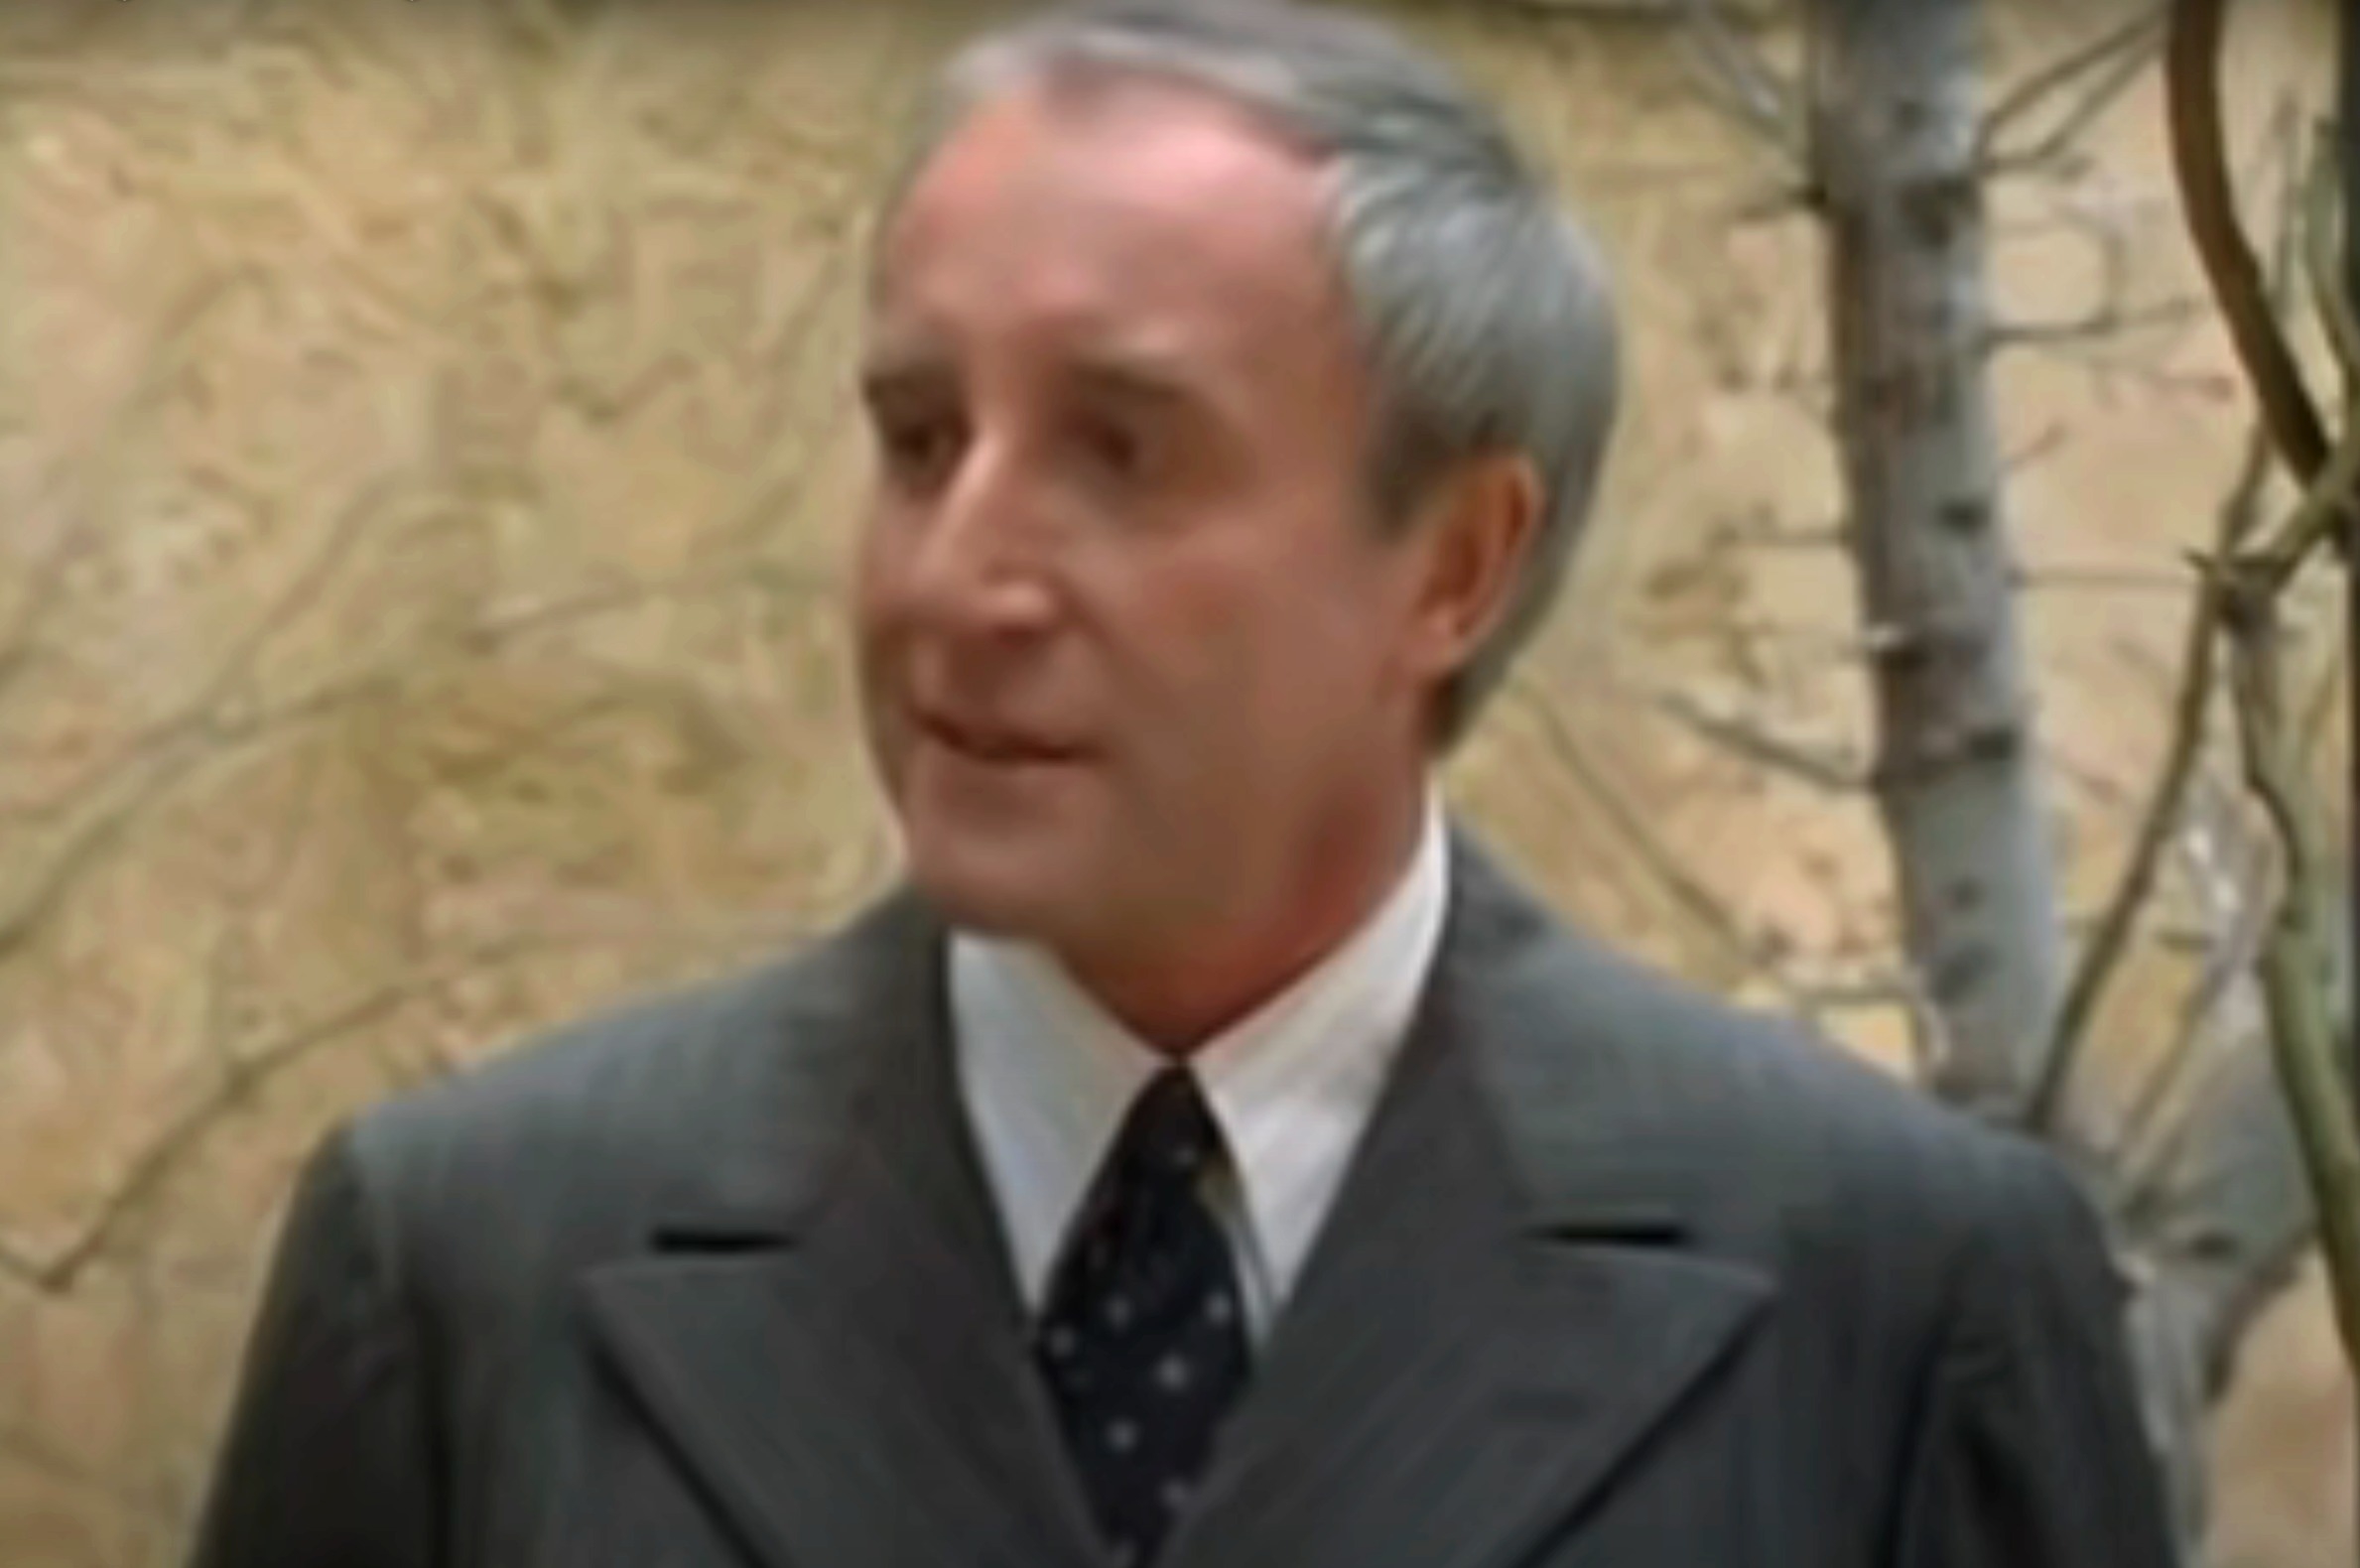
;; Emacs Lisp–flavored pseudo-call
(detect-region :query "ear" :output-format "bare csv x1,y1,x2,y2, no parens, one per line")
1398,452,1542,689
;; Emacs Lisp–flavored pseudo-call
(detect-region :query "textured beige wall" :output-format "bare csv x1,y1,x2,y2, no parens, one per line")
0,1,2345,1564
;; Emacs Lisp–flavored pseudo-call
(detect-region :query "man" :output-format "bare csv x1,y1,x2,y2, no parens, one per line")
188,4,2180,1566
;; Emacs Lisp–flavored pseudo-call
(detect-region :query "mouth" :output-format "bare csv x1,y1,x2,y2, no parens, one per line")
915,709,1088,766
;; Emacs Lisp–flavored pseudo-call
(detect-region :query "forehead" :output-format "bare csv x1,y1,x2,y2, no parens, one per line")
870,76,1355,367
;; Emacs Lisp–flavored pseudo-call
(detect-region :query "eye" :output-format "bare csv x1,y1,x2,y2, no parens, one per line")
1074,414,1150,483
872,406,967,494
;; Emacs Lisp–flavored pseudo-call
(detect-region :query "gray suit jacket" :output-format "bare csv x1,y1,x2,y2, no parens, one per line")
188,827,2177,1568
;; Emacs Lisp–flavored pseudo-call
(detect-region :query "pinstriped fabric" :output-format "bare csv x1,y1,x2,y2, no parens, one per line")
580,894,1109,1568
186,822,2178,1568
1152,916,1772,1568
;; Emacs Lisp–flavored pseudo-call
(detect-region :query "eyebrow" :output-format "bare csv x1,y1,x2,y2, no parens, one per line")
1066,351,1211,419
856,339,952,403
1064,334,1270,447
857,338,1233,428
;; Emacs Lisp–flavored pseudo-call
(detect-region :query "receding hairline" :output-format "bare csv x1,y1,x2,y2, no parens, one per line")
869,53,1350,281
866,67,1367,359
863,75,1386,468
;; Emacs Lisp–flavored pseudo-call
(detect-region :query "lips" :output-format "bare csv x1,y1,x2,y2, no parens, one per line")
917,709,1085,764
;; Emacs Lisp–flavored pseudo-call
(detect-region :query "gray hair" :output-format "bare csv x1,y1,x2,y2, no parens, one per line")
875,0,1620,750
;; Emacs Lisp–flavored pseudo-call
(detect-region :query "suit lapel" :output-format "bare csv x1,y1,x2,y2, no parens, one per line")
578,827,1779,1568
1160,833,1776,1568
580,891,1103,1568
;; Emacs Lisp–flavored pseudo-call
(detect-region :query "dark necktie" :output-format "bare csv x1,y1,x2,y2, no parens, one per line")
1034,1066,1251,1567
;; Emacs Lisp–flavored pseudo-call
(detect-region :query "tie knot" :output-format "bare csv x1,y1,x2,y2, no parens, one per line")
1114,1067,1224,1189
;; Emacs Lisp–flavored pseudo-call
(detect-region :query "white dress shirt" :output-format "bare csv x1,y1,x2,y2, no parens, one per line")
950,790,1451,1344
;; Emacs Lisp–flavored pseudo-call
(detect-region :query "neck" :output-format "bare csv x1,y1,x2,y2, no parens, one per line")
1061,775,1431,1056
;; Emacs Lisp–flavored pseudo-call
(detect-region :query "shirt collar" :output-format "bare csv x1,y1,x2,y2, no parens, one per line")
950,787,1452,1310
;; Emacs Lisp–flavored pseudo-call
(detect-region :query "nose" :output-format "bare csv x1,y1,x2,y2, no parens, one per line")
897,433,1060,642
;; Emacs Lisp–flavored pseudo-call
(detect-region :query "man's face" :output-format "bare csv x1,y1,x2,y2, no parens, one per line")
853,78,1444,967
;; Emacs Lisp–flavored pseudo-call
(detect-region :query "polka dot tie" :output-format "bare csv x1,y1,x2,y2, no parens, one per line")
1035,1067,1250,1567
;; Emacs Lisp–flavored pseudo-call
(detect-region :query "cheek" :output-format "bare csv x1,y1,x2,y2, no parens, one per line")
1117,550,1377,755
851,513,896,609
851,525,911,659
1109,555,1268,713
849,547,910,741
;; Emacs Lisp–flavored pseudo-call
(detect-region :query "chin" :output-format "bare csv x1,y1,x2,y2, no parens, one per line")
897,818,1094,943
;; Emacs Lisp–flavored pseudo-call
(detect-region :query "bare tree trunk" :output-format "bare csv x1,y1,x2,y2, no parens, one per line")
2343,0,2359,1507
2337,0,2359,1200
1789,2,2343,1554
1806,0,2068,1119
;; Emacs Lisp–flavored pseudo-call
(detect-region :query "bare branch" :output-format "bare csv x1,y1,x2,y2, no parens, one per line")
1978,5,2166,178
1721,180,1821,226
2299,121,2360,396
2030,70,2331,1133
1496,0,1775,13
0,546,830,832
2113,778,2276,1177
1674,0,1804,168
1987,294,2210,351
0,271,258,726
2119,1038,2319,1399
2107,770,2321,1511
0,540,832,974
0,939,547,1295
0,467,400,838
2001,422,2073,479
2296,632,2346,765
2232,137,2360,579
0,894,863,1301
2029,417,2277,1132
0,1238,40,1289
0,474,402,961
2218,559,2360,1368
0,525,91,723
1711,509,1845,553
1505,677,1802,1001
462,557,832,649
2251,388,2360,591
1645,684,1869,792
2165,0,2330,483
